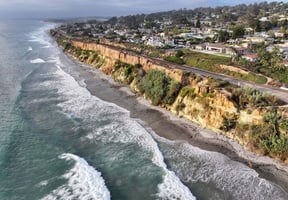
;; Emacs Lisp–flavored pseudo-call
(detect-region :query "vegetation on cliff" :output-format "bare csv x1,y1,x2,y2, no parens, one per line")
53,35,288,163
113,61,288,161
109,59,287,162
165,50,268,84
235,109,288,161
164,50,185,65
53,32,105,68
139,70,181,105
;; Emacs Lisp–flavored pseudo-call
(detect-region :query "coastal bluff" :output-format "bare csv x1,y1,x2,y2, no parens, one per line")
70,39,184,83
66,39,242,132
52,30,288,163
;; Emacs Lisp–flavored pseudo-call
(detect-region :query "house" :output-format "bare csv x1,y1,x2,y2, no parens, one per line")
206,43,227,53
165,39,175,47
227,39,241,45
244,36,266,44
179,33,195,38
233,47,250,55
242,54,260,62
259,17,269,22
274,43,288,57
275,31,285,38
192,43,246,56
190,28,201,34
192,43,206,51
146,36,164,47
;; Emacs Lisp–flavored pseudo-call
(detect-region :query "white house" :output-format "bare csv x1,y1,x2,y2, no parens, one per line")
146,36,164,47
242,54,260,62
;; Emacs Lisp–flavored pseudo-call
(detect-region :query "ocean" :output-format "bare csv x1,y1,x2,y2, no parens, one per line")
0,20,287,200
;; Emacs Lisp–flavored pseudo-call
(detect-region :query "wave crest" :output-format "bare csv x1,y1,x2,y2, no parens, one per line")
41,153,110,200
30,58,46,64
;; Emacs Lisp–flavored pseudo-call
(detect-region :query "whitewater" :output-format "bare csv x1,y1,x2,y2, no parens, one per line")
0,20,287,200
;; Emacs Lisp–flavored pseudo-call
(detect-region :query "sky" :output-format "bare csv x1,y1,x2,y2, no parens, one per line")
0,0,284,19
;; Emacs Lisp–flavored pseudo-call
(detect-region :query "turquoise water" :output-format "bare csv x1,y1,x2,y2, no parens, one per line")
0,20,287,200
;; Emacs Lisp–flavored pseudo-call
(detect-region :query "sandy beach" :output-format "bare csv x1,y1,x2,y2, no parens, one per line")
63,53,288,193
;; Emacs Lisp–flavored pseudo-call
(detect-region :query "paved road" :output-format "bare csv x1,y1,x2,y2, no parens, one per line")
152,57,288,103
55,31,288,104
182,65,288,103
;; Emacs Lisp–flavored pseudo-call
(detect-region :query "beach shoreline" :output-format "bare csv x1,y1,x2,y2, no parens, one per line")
61,52,288,193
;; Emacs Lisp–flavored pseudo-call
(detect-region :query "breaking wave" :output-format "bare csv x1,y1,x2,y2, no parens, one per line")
43,62,196,199
30,58,46,64
155,136,288,200
41,153,110,200
28,22,56,49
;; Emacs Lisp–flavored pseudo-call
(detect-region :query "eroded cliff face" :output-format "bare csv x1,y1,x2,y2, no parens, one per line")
60,39,256,129
70,40,184,83
53,33,288,162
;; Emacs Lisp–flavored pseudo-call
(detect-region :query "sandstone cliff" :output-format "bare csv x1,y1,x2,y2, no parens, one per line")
52,31,288,162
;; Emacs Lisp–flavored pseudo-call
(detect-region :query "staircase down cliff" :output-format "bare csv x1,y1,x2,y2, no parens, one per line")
51,30,288,163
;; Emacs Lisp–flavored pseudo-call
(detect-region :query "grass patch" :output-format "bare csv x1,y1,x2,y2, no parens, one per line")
164,56,185,65
185,53,267,84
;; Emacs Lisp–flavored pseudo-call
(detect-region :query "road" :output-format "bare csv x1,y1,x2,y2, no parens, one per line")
54,31,288,104
183,65,288,103
153,57,288,104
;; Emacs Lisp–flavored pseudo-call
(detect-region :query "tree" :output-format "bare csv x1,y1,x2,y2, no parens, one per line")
230,46,240,62
270,48,285,72
195,19,201,28
258,48,272,68
267,30,275,38
231,25,245,39
217,30,230,42
260,21,273,32
249,19,261,32
176,50,184,58
257,47,284,72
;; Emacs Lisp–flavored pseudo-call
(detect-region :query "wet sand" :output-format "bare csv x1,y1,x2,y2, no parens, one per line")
63,54,288,193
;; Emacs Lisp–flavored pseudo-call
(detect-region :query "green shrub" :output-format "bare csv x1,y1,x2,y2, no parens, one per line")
124,65,133,76
140,70,169,105
220,117,236,132
179,87,196,98
175,102,186,112
231,86,277,109
139,70,181,105
163,80,181,104
176,50,184,58
280,120,288,130
249,110,288,158
207,77,230,89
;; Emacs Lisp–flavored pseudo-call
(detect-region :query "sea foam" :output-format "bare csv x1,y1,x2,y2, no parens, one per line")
28,23,56,49
27,24,196,198
30,58,46,64
154,136,288,200
48,63,196,199
41,153,110,200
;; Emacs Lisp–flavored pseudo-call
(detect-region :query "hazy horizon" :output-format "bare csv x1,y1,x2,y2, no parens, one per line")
0,0,283,19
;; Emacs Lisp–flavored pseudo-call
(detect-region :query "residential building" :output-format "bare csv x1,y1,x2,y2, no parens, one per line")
242,54,260,62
